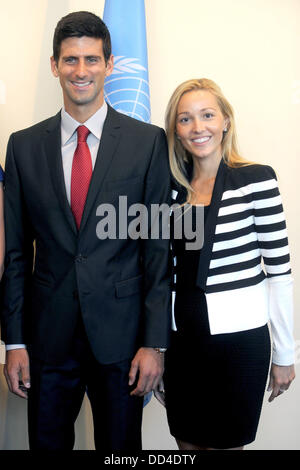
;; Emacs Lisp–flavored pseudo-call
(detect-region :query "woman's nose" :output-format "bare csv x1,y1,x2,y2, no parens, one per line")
192,118,205,133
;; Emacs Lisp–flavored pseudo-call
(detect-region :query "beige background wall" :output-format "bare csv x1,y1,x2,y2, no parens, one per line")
0,0,299,450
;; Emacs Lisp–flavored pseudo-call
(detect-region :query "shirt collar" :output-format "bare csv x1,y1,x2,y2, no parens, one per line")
61,101,108,146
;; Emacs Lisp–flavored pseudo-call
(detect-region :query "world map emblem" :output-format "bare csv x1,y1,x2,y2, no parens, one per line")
104,56,151,123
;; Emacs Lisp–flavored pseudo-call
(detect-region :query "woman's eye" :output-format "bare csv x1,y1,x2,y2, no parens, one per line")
204,113,214,119
179,117,189,123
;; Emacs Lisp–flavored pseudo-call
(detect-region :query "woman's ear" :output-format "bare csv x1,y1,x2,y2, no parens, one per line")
224,117,230,132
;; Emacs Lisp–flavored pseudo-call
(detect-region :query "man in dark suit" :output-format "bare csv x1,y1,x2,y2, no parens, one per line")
1,11,171,450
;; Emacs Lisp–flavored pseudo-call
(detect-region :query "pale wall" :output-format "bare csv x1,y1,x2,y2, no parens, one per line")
0,0,299,450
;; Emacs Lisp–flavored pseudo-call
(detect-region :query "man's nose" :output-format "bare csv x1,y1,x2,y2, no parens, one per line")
75,59,88,78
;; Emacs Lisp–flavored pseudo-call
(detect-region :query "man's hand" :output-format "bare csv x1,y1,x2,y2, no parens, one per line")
267,363,295,402
129,347,164,397
3,348,30,399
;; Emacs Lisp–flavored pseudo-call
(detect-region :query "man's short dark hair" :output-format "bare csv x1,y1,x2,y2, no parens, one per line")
53,11,111,63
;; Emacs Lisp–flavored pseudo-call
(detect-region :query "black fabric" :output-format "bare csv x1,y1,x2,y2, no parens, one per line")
28,316,144,451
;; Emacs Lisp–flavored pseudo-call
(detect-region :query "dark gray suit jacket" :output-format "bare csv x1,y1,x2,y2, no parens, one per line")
1,105,171,364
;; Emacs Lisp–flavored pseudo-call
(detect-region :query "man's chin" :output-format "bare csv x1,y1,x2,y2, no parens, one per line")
67,91,98,107
70,97,94,106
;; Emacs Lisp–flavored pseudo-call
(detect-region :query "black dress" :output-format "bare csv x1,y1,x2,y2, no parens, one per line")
164,206,271,449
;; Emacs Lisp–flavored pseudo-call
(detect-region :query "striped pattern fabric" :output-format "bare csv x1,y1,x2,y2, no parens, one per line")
206,167,291,293
171,163,294,365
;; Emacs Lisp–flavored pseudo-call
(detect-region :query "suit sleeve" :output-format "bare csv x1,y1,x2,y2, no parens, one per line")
141,128,172,348
254,165,294,365
1,134,34,345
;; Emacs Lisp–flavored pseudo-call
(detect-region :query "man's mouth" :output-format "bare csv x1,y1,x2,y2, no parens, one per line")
71,81,92,89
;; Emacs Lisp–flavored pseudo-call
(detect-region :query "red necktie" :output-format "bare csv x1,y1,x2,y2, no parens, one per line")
71,125,92,230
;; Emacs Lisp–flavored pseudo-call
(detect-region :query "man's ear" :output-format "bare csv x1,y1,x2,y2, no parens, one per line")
50,56,59,78
105,54,114,78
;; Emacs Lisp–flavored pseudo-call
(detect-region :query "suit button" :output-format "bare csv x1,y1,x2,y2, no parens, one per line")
75,254,86,263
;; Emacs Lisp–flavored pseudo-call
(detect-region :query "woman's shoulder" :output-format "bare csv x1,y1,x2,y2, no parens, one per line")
226,162,277,183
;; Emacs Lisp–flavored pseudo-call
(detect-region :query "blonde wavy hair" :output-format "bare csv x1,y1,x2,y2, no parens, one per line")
165,78,252,201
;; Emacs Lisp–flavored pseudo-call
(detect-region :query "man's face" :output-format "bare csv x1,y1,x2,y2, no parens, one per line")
51,36,113,115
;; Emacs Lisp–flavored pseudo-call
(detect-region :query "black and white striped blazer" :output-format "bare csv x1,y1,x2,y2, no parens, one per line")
171,159,294,366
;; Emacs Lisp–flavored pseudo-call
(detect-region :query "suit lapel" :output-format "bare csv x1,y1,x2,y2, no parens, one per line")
44,111,77,235
79,105,121,233
196,159,227,290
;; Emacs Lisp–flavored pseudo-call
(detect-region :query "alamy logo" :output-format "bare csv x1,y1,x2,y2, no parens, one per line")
95,197,204,251
104,56,151,123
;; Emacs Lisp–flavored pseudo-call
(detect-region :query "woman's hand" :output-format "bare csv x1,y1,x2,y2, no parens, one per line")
267,363,295,402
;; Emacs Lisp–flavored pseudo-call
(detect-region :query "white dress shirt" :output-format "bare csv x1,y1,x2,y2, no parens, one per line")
61,101,107,203
6,101,108,351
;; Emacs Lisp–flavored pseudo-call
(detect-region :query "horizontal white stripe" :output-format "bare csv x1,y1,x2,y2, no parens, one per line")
209,248,261,269
206,279,269,335
211,231,289,267
253,195,282,209
218,195,282,217
207,265,262,286
264,262,291,274
215,215,254,234
212,231,257,252
261,245,289,259
219,201,253,217
268,273,293,284
255,212,285,226
257,228,288,242
222,178,277,201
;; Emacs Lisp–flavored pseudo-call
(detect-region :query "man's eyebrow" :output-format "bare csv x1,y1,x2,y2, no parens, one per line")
61,54,102,59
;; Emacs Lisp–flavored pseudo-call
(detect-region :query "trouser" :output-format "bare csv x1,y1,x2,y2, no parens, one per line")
27,318,143,450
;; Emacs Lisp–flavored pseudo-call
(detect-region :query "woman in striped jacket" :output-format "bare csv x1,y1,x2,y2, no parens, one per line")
163,78,295,450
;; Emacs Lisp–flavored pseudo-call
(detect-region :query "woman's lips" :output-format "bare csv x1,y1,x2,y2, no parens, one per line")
191,136,211,145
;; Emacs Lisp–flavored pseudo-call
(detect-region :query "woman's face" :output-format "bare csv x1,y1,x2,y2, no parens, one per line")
176,89,228,164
